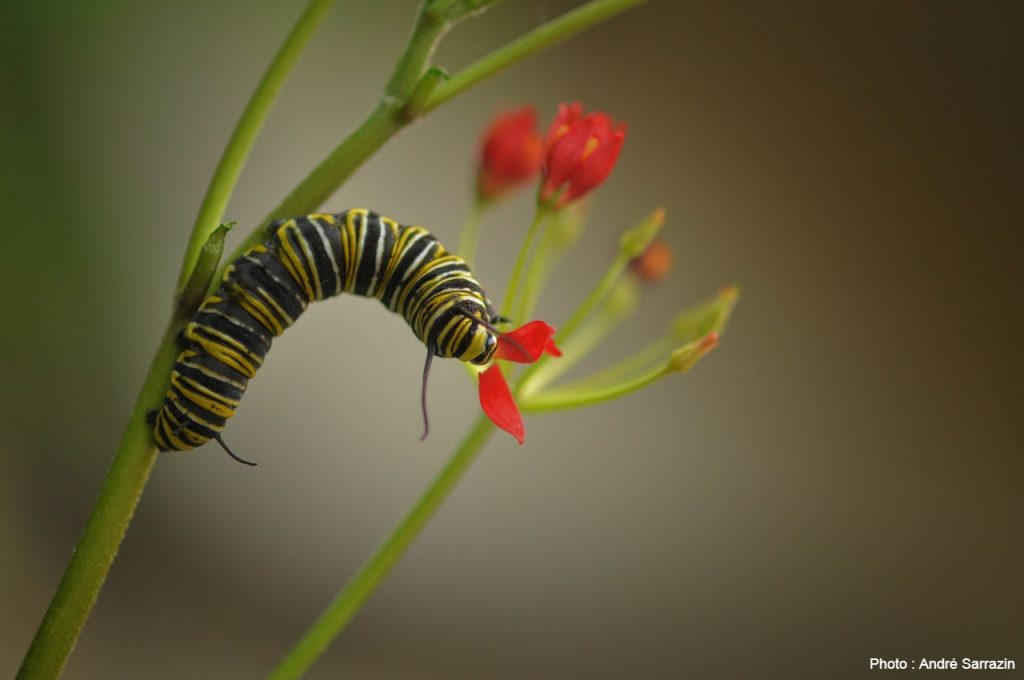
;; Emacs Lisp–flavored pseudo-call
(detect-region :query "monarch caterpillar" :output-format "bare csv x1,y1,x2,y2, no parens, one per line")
151,208,517,464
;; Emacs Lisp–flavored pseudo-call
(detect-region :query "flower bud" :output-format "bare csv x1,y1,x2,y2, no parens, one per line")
629,238,672,283
539,103,626,208
476,107,543,202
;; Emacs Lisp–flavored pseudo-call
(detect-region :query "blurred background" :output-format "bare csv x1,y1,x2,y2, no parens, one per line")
2,1,1021,677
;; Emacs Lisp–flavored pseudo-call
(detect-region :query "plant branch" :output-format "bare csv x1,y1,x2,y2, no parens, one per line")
176,0,336,291
423,0,649,112
217,0,651,279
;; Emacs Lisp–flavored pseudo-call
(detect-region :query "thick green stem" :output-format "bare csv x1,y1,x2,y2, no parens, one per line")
17,325,178,680
17,4,336,674
268,416,495,680
177,0,336,291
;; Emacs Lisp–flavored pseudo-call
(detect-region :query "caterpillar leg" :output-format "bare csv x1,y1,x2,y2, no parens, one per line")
175,328,189,348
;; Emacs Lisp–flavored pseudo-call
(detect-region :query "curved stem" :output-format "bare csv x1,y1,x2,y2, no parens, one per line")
268,416,495,680
519,361,669,412
176,0,336,291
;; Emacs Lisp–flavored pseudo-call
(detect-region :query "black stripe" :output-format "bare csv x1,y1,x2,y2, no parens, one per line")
297,217,340,300
234,252,308,324
353,212,383,296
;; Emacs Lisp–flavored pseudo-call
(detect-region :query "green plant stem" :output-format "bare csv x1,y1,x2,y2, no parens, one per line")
562,335,673,390
500,206,550,320
17,325,178,680
423,0,649,112
558,252,629,345
219,0,650,278
519,361,669,412
516,217,558,323
519,284,634,397
456,198,486,267
268,416,495,680
516,251,629,393
17,2,335,673
176,0,336,291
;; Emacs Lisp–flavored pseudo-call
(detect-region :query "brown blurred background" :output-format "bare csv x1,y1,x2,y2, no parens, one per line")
2,1,1021,678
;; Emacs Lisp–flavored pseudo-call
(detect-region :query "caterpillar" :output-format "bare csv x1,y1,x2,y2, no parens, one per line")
151,208,512,464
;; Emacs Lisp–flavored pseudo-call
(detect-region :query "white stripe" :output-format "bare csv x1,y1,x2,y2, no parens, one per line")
314,221,342,296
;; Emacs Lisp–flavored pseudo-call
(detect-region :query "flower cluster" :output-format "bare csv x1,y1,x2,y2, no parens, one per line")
465,103,735,443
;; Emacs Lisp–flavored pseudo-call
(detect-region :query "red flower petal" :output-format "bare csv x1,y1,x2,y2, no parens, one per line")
479,364,525,444
496,320,558,363
540,105,626,207
543,102,583,153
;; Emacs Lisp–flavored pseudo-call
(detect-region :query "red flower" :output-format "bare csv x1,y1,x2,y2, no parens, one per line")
539,102,626,208
479,321,562,444
629,238,673,283
476,107,543,202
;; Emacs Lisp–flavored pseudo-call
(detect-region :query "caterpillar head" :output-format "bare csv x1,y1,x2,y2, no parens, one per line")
445,298,499,366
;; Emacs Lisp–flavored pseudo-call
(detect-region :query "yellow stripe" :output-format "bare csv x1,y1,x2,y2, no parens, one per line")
159,407,203,449
277,220,316,300
232,284,286,335
309,212,336,224
167,392,220,436
172,374,239,417
185,326,259,378
296,221,324,301
179,350,248,391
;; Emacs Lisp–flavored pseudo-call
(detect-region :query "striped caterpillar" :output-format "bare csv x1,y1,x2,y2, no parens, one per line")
151,209,510,463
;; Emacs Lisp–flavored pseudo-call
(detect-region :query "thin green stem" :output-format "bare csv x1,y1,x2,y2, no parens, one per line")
456,198,487,267
557,252,629,345
519,279,636,397
268,416,495,680
515,251,629,393
500,206,550,320
563,335,673,390
423,0,649,112
176,0,335,291
519,361,669,412
217,0,650,282
515,217,557,323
